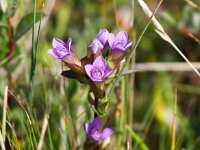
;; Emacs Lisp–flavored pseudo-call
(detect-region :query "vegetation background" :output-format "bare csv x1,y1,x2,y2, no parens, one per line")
0,0,200,149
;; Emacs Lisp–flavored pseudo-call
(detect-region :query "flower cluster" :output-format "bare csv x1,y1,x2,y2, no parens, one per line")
48,29,132,142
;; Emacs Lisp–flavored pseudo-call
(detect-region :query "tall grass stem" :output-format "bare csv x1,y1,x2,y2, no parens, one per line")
0,130,5,150
126,126,149,150
171,89,177,150
2,86,8,142
37,114,49,150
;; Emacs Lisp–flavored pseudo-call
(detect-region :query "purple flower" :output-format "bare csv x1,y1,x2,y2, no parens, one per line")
48,37,72,59
87,38,104,54
85,117,113,142
84,56,113,82
108,31,133,51
96,29,109,46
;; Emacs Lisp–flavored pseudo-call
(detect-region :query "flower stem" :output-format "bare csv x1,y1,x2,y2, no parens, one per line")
94,97,98,118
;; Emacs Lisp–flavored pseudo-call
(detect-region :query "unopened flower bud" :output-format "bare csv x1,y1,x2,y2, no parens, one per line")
96,29,109,46
87,39,104,55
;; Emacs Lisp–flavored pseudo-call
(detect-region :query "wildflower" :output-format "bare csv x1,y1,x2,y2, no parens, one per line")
84,56,113,82
87,38,104,55
108,31,133,51
49,37,84,74
96,29,109,46
48,37,71,59
85,117,113,142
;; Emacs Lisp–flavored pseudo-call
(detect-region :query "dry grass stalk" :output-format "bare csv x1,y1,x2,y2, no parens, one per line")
137,0,200,78
188,33,200,45
134,62,200,72
37,114,49,150
0,130,5,150
2,86,8,142
8,90,32,126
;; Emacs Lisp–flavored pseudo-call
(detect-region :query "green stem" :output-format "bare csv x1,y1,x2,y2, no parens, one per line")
94,97,98,118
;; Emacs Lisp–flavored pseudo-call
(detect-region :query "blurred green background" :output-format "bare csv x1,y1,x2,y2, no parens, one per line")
0,0,200,149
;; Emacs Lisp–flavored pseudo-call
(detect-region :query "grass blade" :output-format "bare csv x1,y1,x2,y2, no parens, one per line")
29,0,43,110
126,126,149,150
37,114,49,150
8,90,37,148
2,85,8,142
30,0,37,82
171,89,177,150
47,125,54,150
14,12,41,41
0,130,5,150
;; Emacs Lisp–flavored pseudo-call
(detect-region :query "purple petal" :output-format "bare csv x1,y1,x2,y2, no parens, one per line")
115,31,128,43
90,128,113,141
93,56,106,71
65,37,72,52
103,68,113,78
90,131,102,141
96,29,109,46
48,49,59,59
85,117,100,135
111,31,131,51
113,45,126,51
84,64,94,81
85,63,104,82
100,128,113,140
52,38,65,48
108,33,115,48
88,39,104,53
125,41,133,49
91,69,104,82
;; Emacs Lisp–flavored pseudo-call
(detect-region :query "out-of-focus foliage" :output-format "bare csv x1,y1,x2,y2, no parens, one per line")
0,0,200,149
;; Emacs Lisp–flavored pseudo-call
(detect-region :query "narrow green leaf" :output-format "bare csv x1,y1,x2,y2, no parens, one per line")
14,12,41,41
126,126,149,150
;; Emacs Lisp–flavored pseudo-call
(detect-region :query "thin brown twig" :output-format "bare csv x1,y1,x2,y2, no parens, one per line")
8,90,32,126
131,62,200,72
184,0,200,12
188,33,200,45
